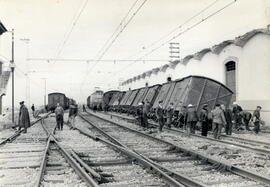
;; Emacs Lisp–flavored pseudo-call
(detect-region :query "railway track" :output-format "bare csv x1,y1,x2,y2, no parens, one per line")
98,111,270,156
79,111,270,187
0,112,99,187
42,114,184,186
0,114,50,186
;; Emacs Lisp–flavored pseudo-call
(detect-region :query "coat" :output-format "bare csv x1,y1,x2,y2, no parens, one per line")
69,105,78,117
166,106,174,119
223,108,233,124
55,106,64,116
18,105,30,128
199,108,208,122
143,103,151,114
186,107,198,122
156,104,164,119
211,107,226,125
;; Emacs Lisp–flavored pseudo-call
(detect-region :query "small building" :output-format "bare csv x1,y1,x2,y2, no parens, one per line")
0,22,9,115
121,26,270,125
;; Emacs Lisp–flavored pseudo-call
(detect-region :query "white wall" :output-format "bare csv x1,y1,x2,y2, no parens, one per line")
122,33,270,125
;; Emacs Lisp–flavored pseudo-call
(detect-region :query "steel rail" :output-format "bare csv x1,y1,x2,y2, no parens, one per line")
84,111,270,186
51,136,99,187
34,136,52,187
39,120,99,187
68,120,185,187
105,112,270,155
0,112,51,146
79,113,205,187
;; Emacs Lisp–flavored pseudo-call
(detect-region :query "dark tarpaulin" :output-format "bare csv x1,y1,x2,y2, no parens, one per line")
153,76,233,112
131,87,148,106
125,89,139,106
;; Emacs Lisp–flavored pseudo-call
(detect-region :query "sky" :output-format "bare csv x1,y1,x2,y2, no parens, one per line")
0,0,269,108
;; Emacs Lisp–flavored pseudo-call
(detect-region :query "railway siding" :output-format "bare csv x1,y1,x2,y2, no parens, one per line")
80,111,270,186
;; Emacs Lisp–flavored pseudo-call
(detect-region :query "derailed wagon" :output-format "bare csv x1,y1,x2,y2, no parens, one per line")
102,90,120,111
151,75,233,112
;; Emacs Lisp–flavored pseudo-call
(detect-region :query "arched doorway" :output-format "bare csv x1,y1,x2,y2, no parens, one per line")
225,61,236,103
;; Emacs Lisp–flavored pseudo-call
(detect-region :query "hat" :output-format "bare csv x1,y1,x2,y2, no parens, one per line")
233,101,237,105
188,104,193,107
138,102,143,106
257,106,262,109
19,101,24,105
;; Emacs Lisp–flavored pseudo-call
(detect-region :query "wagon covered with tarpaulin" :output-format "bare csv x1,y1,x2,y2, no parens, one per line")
152,75,233,112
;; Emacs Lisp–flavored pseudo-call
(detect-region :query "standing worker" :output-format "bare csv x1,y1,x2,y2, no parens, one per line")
186,104,198,137
166,102,174,129
252,106,262,134
82,104,86,112
221,104,233,135
211,104,226,139
69,104,78,129
178,106,187,129
55,103,64,130
199,104,209,136
31,104,35,117
136,102,143,127
142,100,151,129
18,101,30,133
156,100,165,132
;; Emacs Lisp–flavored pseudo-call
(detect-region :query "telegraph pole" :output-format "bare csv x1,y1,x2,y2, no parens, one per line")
10,29,15,124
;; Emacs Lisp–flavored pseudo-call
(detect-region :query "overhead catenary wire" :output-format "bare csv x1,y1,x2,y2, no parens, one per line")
94,0,140,59
116,0,237,74
80,0,149,94
55,0,89,58
126,0,221,60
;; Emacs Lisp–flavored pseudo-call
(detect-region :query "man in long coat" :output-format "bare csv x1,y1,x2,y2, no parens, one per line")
18,101,30,133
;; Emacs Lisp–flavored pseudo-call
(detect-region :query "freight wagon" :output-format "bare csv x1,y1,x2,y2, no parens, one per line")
47,92,69,111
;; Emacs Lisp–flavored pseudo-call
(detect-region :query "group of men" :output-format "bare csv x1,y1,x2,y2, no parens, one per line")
55,103,78,130
16,101,78,133
136,100,263,139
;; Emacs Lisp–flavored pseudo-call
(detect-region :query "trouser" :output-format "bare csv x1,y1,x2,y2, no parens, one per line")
166,117,172,128
254,121,260,134
158,117,164,132
213,123,222,139
142,113,148,128
234,114,242,130
243,119,251,130
56,115,63,130
201,121,208,136
69,116,76,128
225,123,232,135
187,121,196,136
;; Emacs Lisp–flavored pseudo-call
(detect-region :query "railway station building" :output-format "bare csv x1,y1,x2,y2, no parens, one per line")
121,26,270,125
0,22,10,115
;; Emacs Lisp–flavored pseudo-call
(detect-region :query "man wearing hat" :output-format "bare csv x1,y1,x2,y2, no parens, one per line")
156,100,165,132
186,104,198,137
199,104,209,136
252,106,262,134
18,101,30,133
